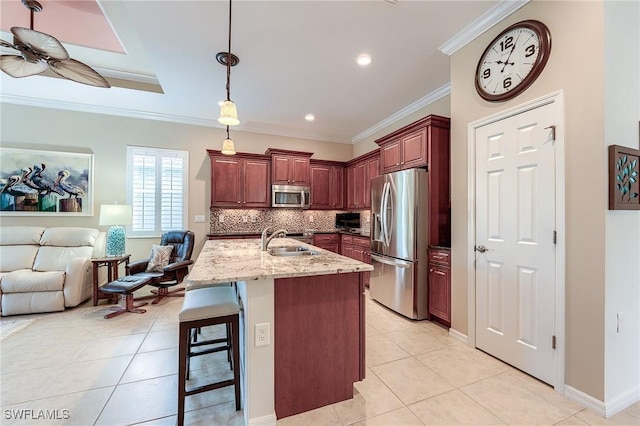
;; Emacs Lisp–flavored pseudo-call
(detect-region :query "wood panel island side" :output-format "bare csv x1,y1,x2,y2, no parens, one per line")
184,238,373,426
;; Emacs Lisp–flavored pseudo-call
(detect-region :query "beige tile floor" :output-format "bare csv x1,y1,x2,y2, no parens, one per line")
1,289,638,426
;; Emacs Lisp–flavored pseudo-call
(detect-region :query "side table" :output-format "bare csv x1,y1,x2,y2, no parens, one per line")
92,254,131,306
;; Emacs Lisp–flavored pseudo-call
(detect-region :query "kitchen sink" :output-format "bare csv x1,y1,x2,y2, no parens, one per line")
268,246,320,257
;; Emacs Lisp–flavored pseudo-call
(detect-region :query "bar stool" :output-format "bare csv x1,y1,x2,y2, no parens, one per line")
178,286,241,426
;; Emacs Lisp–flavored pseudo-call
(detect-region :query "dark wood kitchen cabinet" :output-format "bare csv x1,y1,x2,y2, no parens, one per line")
266,148,313,186
208,150,271,208
428,247,451,327
346,150,380,210
341,235,371,288
377,115,449,174
313,233,340,253
310,160,345,210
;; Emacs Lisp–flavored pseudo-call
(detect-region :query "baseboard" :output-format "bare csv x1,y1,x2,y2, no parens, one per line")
247,413,277,426
564,384,640,419
604,386,640,418
448,328,468,344
564,385,605,416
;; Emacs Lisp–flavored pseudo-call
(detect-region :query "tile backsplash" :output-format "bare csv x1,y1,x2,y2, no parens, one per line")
209,209,370,234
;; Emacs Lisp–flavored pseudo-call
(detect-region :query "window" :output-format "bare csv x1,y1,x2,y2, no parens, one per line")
126,146,189,237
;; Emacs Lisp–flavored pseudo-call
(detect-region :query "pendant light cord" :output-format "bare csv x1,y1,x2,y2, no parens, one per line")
226,125,230,139
225,0,232,101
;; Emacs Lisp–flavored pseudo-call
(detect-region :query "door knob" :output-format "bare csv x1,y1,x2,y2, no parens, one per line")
475,245,488,253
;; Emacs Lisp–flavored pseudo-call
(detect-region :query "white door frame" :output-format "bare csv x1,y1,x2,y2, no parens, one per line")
466,90,566,392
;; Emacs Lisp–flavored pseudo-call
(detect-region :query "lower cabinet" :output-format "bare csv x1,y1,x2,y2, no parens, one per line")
341,235,371,288
428,248,451,326
313,233,340,253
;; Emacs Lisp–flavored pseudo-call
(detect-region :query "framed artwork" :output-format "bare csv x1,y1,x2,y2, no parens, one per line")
609,144,640,210
0,147,94,216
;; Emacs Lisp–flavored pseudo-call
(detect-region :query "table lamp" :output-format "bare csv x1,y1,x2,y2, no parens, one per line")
99,204,133,257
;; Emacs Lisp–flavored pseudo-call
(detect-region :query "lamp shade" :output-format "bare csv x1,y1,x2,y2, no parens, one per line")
221,138,236,155
99,204,133,226
218,100,239,126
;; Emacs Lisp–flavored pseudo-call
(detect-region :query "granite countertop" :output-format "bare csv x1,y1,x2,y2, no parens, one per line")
209,229,371,238
186,237,374,286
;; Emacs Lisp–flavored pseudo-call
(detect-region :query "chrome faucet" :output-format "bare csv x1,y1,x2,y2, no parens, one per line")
261,227,287,251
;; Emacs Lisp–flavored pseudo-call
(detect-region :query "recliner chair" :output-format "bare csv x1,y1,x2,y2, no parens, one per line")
127,230,195,304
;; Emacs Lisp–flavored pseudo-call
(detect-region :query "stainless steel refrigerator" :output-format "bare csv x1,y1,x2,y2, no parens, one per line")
370,168,429,320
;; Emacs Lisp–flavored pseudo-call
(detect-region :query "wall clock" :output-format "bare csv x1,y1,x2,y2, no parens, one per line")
475,20,551,102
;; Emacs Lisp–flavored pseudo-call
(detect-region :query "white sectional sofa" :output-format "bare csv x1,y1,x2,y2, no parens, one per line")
0,226,106,316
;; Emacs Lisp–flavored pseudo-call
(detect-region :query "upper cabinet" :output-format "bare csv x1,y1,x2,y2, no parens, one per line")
346,150,380,210
208,150,271,208
310,160,345,210
376,115,450,174
265,149,313,186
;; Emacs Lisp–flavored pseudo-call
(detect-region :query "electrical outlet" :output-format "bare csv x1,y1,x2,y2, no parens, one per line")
255,323,270,347
194,215,206,223
251,215,257,223
242,216,248,223
218,215,225,223
309,215,314,223
617,312,624,333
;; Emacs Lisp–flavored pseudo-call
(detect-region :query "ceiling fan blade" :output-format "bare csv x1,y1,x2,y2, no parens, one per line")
48,58,110,88
1,39,16,49
0,54,47,77
11,27,69,61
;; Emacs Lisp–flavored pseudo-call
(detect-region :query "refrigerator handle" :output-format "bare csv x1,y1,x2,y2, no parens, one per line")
371,254,412,268
382,182,391,246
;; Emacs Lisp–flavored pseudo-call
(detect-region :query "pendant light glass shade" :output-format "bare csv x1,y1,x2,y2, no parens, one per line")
218,100,239,126
221,137,236,155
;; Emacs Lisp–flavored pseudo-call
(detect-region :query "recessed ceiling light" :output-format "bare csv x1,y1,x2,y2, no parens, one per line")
305,114,315,122
357,53,372,66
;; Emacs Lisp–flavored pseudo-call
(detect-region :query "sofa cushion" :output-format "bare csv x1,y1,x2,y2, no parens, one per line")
1,270,65,293
33,246,94,272
40,227,98,247
0,226,45,245
0,245,39,272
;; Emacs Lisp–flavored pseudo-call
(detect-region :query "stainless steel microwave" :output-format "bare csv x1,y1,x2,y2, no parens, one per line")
272,185,310,209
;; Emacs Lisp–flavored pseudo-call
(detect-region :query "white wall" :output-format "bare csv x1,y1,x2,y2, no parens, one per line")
603,0,640,412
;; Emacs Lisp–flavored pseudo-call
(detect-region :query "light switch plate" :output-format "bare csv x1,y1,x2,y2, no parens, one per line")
194,215,206,223
219,215,225,223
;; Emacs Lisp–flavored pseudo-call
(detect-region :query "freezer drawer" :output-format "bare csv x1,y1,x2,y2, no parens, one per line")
369,254,418,319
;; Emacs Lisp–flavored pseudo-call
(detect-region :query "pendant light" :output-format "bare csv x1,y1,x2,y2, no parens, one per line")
221,125,236,156
217,0,239,126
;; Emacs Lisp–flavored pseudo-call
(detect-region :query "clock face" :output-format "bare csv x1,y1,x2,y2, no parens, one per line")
475,20,551,102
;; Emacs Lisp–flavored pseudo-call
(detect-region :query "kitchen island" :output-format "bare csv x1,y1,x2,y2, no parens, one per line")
185,238,373,425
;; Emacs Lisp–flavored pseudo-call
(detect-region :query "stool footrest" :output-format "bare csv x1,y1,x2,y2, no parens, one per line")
189,345,231,358
185,379,235,396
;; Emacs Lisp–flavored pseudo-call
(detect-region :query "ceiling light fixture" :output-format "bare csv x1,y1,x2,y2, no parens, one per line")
221,125,236,156
0,0,110,87
356,53,372,67
216,0,240,127
305,114,315,122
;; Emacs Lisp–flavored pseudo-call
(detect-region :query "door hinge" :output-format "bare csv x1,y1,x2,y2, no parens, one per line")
553,230,557,245
544,125,556,142
552,335,556,349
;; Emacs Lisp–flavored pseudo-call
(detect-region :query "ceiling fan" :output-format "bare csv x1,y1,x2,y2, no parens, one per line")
0,0,110,88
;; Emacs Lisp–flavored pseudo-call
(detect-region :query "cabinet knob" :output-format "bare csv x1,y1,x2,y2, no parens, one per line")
237,201,241,204
401,161,404,165
429,268,434,273
396,162,399,166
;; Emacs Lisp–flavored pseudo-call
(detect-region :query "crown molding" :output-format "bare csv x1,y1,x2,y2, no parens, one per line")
438,0,530,56
351,83,451,144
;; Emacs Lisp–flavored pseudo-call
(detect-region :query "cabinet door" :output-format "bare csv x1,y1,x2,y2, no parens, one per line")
243,159,270,208
428,265,451,324
354,162,367,209
401,127,428,169
310,165,331,209
330,166,345,209
364,157,379,208
291,157,310,185
272,155,292,184
211,156,242,207
381,140,401,173
346,165,357,209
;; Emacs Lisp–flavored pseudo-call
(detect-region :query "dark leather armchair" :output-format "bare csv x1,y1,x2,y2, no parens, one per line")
127,230,195,304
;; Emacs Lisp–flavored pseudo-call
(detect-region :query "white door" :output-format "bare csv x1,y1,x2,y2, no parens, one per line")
475,103,556,385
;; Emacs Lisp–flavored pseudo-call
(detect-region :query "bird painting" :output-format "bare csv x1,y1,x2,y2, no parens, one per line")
31,163,64,196
54,170,86,198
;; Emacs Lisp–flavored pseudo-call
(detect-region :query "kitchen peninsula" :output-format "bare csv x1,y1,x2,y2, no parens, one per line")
184,237,373,425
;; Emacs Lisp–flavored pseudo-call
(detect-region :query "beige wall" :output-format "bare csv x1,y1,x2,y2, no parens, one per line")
0,104,352,260
450,0,608,400
352,96,450,157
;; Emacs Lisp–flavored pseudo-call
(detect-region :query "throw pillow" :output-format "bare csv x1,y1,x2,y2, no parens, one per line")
146,245,174,272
